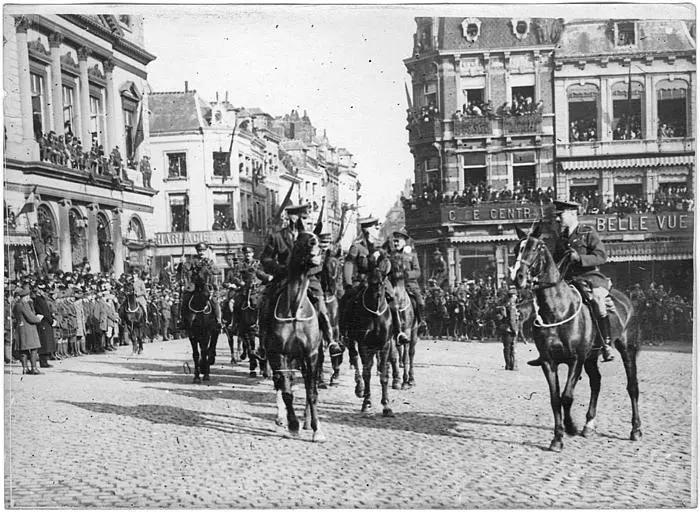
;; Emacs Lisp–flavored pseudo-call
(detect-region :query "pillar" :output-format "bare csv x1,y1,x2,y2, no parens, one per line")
533,51,542,102
600,77,611,141
446,245,457,288
57,200,72,272
112,209,124,275
48,32,64,136
495,244,509,288
15,17,38,160
77,47,92,145
86,203,100,272
104,58,118,155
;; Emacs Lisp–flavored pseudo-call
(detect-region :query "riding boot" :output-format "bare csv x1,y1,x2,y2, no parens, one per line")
389,302,409,345
416,302,427,334
318,308,342,357
253,294,271,361
598,315,615,362
39,354,53,368
212,300,222,329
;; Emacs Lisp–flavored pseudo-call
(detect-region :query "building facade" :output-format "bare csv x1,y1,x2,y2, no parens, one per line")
4,13,157,277
404,17,560,285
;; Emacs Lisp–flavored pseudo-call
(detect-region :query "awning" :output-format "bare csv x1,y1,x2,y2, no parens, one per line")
605,240,693,262
4,233,32,246
560,154,694,171
450,234,518,243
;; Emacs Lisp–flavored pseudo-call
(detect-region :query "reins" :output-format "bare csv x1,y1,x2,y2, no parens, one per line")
273,279,314,322
188,294,212,314
362,286,388,316
532,284,584,328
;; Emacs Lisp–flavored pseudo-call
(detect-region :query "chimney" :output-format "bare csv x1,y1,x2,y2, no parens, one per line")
185,81,189,92
216,91,219,102
225,91,229,103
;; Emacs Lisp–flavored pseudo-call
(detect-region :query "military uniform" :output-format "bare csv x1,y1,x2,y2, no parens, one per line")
390,243,425,322
179,245,221,327
496,290,519,370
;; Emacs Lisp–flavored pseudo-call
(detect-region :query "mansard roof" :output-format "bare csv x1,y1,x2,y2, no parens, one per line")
149,91,202,134
437,17,562,51
556,19,696,58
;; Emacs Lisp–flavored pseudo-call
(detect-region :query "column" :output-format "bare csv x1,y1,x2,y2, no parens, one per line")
103,58,118,155
57,200,72,272
77,47,92,145
15,17,38,160
533,51,542,102
48,32,64,136
86,203,100,272
599,77,611,141
446,245,457,288
112,209,124,275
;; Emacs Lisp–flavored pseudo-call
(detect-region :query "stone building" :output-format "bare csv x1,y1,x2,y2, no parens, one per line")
3,13,157,277
404,17,560,285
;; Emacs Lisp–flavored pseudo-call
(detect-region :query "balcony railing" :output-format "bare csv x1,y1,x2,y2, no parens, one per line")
502,113,542,135
557,137,695,158
453,116,492,137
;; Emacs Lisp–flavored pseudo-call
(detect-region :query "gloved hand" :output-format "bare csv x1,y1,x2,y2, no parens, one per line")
567,249,581,262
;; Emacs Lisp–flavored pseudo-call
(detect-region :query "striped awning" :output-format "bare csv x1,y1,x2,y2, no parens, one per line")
606,240,694,262
560,154,694,171
4,233,32,246
450,234,519,243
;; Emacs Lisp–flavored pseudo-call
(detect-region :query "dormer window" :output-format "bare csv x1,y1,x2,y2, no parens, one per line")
511,18,531,40
118,15,132,30
615,21,636,46
461,18,482,43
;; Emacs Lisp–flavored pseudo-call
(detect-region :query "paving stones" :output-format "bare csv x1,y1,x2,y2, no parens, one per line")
4,339,695,508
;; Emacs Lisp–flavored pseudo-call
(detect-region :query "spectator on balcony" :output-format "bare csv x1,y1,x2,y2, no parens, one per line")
139,155,152,188
110,147,123,174
498,102,512,117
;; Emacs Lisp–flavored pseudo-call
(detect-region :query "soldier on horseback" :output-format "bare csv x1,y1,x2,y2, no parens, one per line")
130,267,149,323
257,204,341,360
339,216,408,345
231,245,271,320
390,228,427,333
528,200,615,366
179,242,222,329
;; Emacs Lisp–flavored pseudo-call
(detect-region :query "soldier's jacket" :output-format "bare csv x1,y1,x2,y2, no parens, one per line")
389,247,421,283
232,259,271,288
180,257,217,290
553,224,609,289
261,227,296,280
343,237,370,287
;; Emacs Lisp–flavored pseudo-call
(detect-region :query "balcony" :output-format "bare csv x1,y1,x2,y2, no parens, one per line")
407,106,441,144
557,137,695,158
452,116,492,138
502,113,542,135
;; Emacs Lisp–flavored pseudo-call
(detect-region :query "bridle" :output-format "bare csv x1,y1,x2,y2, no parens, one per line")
515,238,559,291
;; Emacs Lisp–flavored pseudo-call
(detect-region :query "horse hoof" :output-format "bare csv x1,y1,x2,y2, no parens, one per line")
401,382,408,390
248,371,257,378
565,422,578,436
275,417,285,427
202,374,210,382
392,382,401,390
241,352,247,361
312,431,326,443
332,370,340,380
630,430,643,441
284,429,300,439
581,426,596,438
354,382,364,399
361,400,372,414
399,362,404,368
408,379,415,387
548,439,563,452
382,408,395,418
318,381,328,390
193,376,201,383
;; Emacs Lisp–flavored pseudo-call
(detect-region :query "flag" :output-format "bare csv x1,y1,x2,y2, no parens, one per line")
131,100,144,160
274,182,295,224
404,81,413,110
313,197,325,235
224,115,238,184
18,185,39,215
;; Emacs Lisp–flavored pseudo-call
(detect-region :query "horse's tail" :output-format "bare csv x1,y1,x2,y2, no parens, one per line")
610,288,638,351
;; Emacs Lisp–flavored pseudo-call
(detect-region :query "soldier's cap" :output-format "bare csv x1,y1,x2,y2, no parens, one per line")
553,200,581,213
433,248,442,255
318,233,333,243
358,216,379,228
18,287,31,297
285,204,309,216
242,245,255,254
392,228,410,240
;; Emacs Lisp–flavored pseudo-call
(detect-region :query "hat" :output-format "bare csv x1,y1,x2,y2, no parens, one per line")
18,287,31,297
195,242,209,251
433,248,442,255
358,216,379,229
553,200,581,213
392,228,410,240
242,245,255,254
285,204,309,216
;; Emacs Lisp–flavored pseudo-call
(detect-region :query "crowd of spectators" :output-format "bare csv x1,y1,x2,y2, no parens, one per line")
612,114,643,140
407,104,440,126
658,121,686,138
571,184,693,215
403,182,555,209
453,95,543,120
628,282,693,342
569,118,598,142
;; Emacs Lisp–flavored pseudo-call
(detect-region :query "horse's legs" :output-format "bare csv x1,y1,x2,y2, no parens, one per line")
618,339,642,440
359,344,373,413
542,361,564,451
561,359,585,436
348,338,363,398
190,338,201,383
582,356,601,437
247,334,258,376
280,368,299,436
407,337,416,386
317,344,327,389
199,337,210,382
390,340,401,390
379,345,394,417
305,353,325,442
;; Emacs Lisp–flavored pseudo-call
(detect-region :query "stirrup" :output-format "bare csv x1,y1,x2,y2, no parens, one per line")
328,341,344,357
527,357,544,367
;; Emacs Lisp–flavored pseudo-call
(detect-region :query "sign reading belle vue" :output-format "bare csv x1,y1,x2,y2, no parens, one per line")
587,212,692,233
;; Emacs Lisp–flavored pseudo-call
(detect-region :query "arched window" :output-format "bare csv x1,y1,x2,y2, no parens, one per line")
567,83,599,142
37,204,57,250
656,79,688,138
610,80,644,139
126,215,145,241
69,208,88,269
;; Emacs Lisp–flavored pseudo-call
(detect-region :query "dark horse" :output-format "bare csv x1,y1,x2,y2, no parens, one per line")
511,223,640,451
183,278,219,383
389,259,418,390
119,283,146,355
267,231,325,442
318,248,342,387
347,265,395,417
237,280,269,378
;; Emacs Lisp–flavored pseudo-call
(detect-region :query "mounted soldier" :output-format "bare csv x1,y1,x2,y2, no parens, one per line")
528,200,614,366
178,242,222,329
339,216,408,345
390,228,427,333
231,245,271,318
257,204,340,360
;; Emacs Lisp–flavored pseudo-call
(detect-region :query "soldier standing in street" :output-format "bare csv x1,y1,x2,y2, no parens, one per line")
496,286,519,370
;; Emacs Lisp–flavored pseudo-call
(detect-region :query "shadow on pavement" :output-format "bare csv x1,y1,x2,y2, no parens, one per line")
58,400,279,438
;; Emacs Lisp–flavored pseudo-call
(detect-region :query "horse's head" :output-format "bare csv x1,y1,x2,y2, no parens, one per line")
291,232,322,272
510,221,552,289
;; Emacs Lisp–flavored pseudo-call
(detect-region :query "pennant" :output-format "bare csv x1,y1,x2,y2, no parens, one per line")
405,81,413,111
131,100,144,160
313,197,325,235
274,182,295,224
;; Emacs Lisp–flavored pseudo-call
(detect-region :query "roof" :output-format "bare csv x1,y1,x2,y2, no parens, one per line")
149,91,202,134
556,19,696,58
437,17,561,51
281,140,307,151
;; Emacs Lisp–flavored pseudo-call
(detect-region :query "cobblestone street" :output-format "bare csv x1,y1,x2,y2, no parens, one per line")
4,336,695,508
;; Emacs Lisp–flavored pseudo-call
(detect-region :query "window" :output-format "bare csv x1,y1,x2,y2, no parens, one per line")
567,84,599,142
615,21,635,47
657,81,687,138
461,18,482,42
212,192,235,230
512,86,535,115
167,152,187,179
213,152,230,178
123,108,134,159
611,81,643,140
424,82,437,108
89,94,104,146
62,85,75,135
512,151,536,190
169,194,189,232
462,153,486,186
462,88,485,114
30,73,46,140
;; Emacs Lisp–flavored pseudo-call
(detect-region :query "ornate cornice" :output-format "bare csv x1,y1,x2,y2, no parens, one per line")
48,31,63,48
77,46,90,61
14,16,31,34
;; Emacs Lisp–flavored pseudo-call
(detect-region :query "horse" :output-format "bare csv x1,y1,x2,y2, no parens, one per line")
390,259,418,390
446,296,469,340
267,231,325,442
318,249,342,387
183,281,219,383
236,281,268,378
118,284,146,355
425,292,449,338
511,223,640,451
221,290,240,364
346,265,395,417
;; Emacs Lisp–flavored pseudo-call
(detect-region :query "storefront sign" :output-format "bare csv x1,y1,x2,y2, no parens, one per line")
440,204,546,224
155,230,245,247
585,212,692,234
